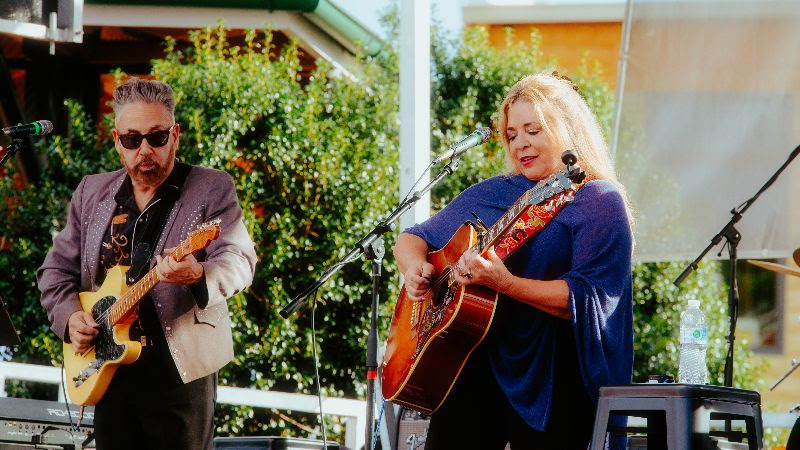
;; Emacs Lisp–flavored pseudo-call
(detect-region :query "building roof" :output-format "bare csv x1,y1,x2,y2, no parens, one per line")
1,0,383,72
463,0,625,24
0,0,384,180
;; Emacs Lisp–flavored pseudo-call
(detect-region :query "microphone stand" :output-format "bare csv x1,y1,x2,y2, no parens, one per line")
0,139,23,171
279,157,465,450
675,142,800,388
770,358,800,391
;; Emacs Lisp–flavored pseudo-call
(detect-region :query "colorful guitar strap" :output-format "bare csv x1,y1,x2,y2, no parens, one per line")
491,177,590,260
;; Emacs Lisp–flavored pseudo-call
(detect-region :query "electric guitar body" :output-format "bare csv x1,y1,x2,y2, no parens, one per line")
62,220,221,406
63,265,141,406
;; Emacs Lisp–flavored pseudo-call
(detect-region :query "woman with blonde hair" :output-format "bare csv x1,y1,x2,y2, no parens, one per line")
394,73,633,448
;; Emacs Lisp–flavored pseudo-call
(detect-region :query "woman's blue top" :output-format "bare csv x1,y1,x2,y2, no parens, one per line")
405,174,633,431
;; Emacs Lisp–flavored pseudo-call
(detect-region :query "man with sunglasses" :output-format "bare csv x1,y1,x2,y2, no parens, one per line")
37,77,257,449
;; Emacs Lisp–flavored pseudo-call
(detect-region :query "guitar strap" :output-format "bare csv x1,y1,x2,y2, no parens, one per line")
127,161,192,284
492,177,590,260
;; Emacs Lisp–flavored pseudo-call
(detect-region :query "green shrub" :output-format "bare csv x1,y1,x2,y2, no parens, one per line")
153,26,401,435
632,261,761,388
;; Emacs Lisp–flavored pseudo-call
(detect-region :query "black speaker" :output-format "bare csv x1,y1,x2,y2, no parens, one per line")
214,437,339,450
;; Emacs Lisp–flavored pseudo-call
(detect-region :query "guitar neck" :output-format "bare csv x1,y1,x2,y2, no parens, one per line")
479,191,531,256
107,237,196,326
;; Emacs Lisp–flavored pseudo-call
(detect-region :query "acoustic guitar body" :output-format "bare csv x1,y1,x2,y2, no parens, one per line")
381,222,498,415
62,265,142,406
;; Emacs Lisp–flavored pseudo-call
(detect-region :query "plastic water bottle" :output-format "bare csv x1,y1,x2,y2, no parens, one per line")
678,299,709,384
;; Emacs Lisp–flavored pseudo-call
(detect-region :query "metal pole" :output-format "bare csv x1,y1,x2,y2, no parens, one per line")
399,0,431,232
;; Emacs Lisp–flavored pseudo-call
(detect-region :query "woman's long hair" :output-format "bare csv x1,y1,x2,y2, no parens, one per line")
496,73,634,227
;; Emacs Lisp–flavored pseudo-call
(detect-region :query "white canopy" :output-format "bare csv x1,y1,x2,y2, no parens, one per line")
614,0,800,262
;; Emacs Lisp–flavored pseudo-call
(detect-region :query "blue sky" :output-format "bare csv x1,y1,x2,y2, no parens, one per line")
336,0,464,38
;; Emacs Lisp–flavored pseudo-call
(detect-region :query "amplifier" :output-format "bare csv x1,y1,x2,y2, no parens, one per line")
0,397,94,449
396,409,429,450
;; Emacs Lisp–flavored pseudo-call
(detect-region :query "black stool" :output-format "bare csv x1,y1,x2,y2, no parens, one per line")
590,384,763,450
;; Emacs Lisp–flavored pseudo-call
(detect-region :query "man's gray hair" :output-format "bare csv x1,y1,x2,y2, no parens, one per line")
112,77,176,117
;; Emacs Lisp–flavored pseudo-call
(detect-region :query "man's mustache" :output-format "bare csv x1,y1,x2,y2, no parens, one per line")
135,159,159,170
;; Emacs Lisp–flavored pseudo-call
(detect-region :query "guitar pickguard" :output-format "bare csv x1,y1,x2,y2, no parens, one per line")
91,296,127,362
412,274,456,359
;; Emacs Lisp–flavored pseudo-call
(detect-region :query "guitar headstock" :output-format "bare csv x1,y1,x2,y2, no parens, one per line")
187,219,222,252
561,148,586,184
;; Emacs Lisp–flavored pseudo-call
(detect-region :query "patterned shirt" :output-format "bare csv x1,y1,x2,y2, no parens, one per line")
97,162,202,338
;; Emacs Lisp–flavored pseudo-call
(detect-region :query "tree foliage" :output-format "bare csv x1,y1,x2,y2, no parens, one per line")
153,27,401,435
428,26,613,210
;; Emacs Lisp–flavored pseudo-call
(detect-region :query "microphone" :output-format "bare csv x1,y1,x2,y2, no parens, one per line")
1,120,54,138
432,127,492,164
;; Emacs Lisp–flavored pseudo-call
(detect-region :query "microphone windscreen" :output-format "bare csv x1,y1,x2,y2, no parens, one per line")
38,120,54,135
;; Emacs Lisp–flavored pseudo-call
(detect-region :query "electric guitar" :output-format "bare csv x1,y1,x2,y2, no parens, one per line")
381,163,586,415
62,219,221,406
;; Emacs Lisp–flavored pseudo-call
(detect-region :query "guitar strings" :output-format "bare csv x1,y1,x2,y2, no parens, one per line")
426,171,570,299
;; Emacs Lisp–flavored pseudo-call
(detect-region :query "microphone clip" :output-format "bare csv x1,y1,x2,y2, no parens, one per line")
0,139,25,172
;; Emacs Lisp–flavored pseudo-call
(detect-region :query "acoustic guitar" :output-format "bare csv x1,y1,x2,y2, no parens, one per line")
62,219,221,406
381,161,585,415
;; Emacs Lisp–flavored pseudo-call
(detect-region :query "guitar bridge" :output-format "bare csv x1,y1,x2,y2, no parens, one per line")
73,360,102,387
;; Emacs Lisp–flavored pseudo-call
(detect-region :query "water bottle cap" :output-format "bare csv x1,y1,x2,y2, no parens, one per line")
688,299,700,308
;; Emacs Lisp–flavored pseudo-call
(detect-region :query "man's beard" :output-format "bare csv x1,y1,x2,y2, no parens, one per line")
123,145,175,187
131,158,168,185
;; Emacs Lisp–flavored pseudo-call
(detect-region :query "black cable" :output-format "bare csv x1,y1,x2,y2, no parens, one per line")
399,160,436,205
60,361,77,430
59,360,82,447
310,290,328,450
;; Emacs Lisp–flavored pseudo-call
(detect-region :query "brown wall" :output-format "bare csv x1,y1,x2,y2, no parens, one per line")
485,22,623,88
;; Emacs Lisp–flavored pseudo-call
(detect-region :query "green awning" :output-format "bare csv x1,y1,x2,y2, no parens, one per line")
85,0,383,56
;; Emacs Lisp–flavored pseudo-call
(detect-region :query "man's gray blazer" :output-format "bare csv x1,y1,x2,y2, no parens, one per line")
37,165,257,383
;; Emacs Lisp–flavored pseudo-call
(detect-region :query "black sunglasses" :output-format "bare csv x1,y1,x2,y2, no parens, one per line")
117,124,175,150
